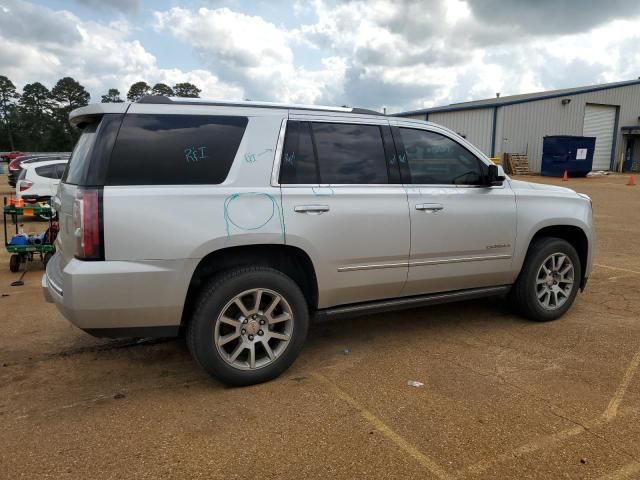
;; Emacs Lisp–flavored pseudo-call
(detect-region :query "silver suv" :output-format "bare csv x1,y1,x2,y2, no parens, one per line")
43,96,594,386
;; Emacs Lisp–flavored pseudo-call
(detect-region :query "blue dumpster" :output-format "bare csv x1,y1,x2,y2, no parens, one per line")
541,135,596,177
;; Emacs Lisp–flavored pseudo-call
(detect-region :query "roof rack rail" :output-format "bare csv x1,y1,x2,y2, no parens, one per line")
137,95,384,116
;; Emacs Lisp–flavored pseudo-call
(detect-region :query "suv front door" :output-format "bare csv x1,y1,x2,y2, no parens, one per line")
390,122,517,296
278,115,410,308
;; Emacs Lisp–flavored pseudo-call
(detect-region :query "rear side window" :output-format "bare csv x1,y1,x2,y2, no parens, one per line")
279,121,389,184
35,165,58,179
312,123,388,184
54,163,67,178
279,121,317,184
107,114,248,186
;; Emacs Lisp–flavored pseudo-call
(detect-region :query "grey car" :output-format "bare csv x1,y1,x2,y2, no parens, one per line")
43,96,594,386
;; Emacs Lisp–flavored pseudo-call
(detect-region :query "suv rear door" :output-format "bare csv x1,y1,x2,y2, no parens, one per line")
278,114,410,308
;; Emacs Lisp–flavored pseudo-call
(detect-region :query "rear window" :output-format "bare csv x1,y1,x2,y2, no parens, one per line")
63,122,99,185
106,114,248,186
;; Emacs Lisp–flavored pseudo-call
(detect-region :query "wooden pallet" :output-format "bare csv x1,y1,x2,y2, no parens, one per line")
507,153,530,175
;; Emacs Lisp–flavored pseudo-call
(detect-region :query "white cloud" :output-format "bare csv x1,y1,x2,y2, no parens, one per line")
1,0,639,113
0,0,241,100
153,6,346,104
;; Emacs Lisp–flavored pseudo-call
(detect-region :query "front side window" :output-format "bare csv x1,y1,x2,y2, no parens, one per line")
107,114,248,186
399,128,488,185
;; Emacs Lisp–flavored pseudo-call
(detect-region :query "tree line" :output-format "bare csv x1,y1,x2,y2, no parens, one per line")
0,75,201,152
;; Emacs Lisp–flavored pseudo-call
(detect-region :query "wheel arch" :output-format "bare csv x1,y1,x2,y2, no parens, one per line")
181,244,319,327
527,225,589,290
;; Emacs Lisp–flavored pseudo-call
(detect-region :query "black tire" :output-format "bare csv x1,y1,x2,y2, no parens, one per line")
510,237,582,322
187,266,309,386
9,254,21,273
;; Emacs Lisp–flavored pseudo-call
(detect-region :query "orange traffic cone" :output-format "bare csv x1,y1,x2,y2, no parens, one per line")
628,175,636,186
562,170,569,182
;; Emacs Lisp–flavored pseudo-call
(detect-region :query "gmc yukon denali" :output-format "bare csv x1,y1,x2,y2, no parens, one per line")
43,96,594,386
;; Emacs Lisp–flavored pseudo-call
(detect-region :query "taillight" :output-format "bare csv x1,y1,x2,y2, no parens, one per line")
73,188,103,260
19,181,33,191
9,160,19,171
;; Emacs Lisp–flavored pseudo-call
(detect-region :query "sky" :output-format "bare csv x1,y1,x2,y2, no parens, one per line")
1,0,639,113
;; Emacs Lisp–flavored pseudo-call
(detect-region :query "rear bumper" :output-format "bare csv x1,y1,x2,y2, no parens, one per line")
42,253,195,338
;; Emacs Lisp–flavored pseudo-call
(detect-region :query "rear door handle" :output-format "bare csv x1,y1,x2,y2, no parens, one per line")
415,203,443,212
294,205,330,214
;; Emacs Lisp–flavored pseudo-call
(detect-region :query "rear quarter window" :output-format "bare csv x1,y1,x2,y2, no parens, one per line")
35,165,59,179
106,114,248,186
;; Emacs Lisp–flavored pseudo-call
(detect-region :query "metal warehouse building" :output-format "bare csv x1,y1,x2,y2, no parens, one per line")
396,79,640,173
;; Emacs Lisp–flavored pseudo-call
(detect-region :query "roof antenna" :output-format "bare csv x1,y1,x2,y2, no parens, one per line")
496,93,501,98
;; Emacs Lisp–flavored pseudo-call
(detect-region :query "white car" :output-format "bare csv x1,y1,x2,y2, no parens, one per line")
16,159,67,201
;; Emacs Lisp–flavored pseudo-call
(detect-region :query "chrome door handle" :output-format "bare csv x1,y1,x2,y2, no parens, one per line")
294,205,330,214
415,203,443,212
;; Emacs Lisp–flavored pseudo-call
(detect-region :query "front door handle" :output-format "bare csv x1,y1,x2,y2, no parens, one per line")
415,203,443,212
294,205,330,214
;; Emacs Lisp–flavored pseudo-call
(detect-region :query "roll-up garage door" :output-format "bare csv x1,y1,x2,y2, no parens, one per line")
583,104,617,170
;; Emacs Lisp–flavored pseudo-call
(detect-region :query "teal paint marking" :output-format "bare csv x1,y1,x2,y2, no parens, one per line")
185,145,207,162
244,148,274,164
284,152,295,165
223,192,285,246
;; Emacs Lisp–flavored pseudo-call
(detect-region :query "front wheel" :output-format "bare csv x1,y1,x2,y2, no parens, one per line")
187,266,309,386
510,237,582,322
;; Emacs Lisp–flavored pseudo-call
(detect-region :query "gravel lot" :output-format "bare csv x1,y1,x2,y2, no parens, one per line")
1,171,639,479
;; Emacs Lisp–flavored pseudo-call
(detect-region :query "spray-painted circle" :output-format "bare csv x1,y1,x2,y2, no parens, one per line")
224,192,276,231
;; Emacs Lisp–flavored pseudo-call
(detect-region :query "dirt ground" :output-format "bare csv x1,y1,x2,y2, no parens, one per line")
1,170,639,480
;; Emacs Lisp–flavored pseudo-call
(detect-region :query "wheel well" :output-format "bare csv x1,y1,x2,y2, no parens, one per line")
530,225,589,289
181,245,319,326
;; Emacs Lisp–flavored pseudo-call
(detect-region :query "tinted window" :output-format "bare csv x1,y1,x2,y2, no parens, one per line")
54,163,67,178
107,114,247,186
63,122,99,185
312,123,388,184
279,121,318,184
36,165,58,179
399,128,487,185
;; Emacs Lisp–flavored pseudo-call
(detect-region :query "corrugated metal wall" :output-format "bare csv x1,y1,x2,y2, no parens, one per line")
402,83,640,172
495,84,640,172
428,109,494,154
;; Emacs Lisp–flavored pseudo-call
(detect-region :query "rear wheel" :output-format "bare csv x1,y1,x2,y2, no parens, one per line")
187,266,309,386
510,237,581,321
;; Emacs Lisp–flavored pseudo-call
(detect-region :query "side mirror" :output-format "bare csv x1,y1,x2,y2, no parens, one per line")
487,164,505,186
